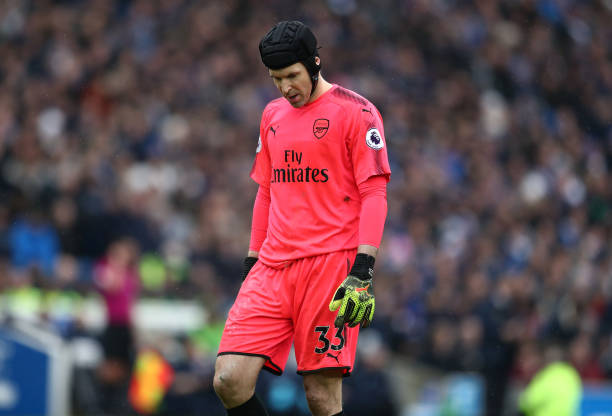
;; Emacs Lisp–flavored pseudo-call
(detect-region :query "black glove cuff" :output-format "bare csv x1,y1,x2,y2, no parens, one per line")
242,256,258,281
349,253,375,281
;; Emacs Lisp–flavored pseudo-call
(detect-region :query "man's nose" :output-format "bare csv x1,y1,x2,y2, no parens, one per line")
280,80,291,94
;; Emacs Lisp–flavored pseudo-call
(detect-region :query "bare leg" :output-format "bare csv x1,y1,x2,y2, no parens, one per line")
303,369,344,416
213,354,266,408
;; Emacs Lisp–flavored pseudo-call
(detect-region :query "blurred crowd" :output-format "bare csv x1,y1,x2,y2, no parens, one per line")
0,0,611,415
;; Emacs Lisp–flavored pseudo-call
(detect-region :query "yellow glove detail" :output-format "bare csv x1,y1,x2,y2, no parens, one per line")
329,275,375,328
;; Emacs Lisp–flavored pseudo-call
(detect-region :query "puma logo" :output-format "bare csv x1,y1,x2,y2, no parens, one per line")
355,284,370,293
327,351,341,364
270,126,277,136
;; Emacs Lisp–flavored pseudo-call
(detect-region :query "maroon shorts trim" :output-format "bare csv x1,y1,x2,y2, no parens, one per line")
297,366,352,377
217,351,283,376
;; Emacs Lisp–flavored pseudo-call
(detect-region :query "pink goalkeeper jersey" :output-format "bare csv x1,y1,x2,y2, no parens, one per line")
251,84,391,266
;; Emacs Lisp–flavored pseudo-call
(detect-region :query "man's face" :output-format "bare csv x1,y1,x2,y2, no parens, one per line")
269,62,312,108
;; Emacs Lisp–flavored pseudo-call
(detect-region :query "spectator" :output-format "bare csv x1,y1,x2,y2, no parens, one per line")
94,236,140,415
9,206,59,279
518,341,582,416
344,330,398,416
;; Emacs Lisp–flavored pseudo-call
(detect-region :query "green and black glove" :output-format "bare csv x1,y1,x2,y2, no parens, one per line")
241,256,258,281
329,253,375,328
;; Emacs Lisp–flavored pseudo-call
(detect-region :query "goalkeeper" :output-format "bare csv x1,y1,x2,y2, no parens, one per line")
214,20,390,416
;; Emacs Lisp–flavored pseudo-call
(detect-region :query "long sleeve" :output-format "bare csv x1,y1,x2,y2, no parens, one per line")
248,184,271,252
357,175,388,248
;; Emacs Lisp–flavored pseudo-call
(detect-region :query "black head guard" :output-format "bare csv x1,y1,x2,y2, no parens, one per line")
259,21,321,93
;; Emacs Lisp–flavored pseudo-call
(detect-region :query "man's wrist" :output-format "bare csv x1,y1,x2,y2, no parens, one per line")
356,244,378,258
242,256,259,281
349,253,375,281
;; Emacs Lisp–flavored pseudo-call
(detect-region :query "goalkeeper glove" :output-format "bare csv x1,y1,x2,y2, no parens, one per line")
329,253,375,328
242,256,258,281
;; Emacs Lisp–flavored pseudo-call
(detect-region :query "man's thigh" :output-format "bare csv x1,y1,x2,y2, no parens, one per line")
302,368,343,393
218,260,294,375
293,249,360,376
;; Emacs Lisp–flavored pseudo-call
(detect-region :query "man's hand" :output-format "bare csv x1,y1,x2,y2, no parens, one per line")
329,254,375,328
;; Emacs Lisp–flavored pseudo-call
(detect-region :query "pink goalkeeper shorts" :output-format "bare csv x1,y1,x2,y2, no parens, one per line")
218,249,360,376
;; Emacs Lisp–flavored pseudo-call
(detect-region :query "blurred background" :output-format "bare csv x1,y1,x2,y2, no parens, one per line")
0,0,610,415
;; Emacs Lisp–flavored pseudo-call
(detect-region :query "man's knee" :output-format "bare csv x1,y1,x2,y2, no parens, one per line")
304,382,329,410
213,355,265,406
213,362,251,400
303,370,343,415
213,367,241,399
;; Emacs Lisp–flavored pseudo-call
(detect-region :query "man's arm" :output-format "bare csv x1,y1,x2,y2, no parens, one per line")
356,174,388,252
329,175,388,327
242,185,270,279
